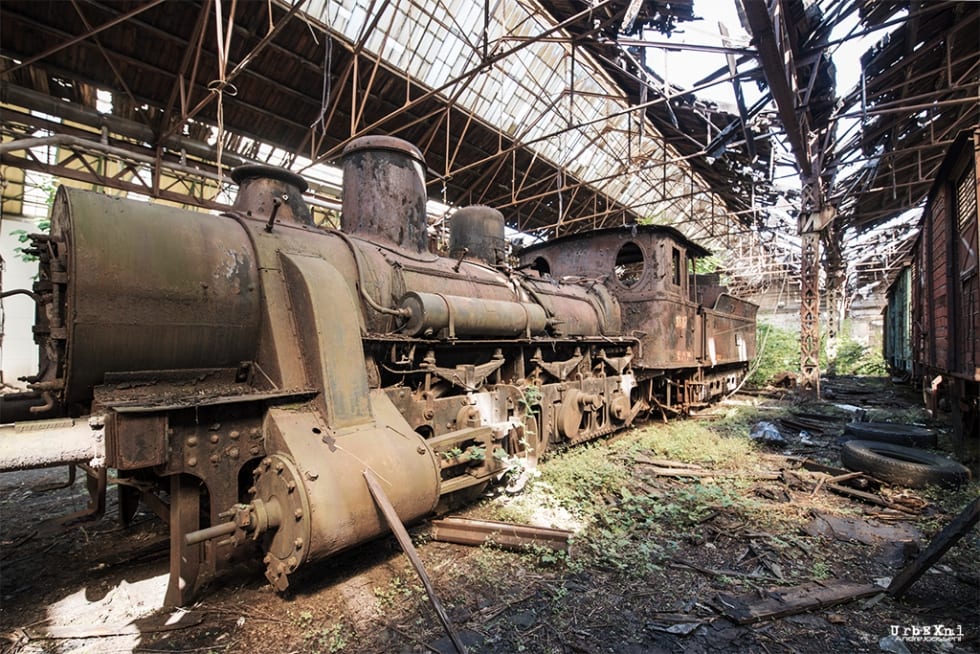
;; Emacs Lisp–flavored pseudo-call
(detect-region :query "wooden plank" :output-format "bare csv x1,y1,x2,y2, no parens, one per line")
717,580,882,625
888,497,980,598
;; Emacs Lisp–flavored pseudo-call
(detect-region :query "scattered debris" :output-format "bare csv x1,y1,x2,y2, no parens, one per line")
770,372,798,388
647,621,703,635
878,634,912,654
670,558,775,581
750,421,787,446
888,497,980,598
803,511,924,547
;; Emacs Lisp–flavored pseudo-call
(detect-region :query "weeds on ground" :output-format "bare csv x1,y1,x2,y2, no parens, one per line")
292,611,351,654
748,322,801,386
919,479,980,520
536,443,630,507
613,420,758,468
484,420,768,580
373,575,423,612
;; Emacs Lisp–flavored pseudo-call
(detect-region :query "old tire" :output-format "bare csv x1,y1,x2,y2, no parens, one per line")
841,422,937,449
840,440,971,488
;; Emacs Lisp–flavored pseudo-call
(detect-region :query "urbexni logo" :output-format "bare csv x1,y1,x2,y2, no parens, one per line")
890,624,964,642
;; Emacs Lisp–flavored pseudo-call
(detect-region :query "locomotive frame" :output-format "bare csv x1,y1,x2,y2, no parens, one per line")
0,136,757,605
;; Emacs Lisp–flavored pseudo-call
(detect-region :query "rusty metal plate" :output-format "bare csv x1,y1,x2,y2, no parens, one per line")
107,412,168,469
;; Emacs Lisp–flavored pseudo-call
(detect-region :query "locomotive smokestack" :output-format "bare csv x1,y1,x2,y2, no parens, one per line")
341,136,428,252
449,205,507,266
230,165,313,227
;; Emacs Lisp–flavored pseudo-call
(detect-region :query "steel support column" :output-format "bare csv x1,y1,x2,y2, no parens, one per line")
800,230,821,394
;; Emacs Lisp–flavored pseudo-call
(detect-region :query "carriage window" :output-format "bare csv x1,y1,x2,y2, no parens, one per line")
671,247,681,286
615,242,645,287
957,167,977,277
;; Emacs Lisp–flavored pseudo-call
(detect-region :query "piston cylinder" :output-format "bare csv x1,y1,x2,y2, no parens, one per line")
399,291,548,338
341,136,428,252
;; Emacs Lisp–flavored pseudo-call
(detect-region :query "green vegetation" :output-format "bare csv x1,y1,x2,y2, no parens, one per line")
480,420,765,581
748,320,888,386
824,321,888,376
693,255,723,275
747,322,801,386
612,419,758,467
293,611,351,654
373,575,423,612
11,218,50,265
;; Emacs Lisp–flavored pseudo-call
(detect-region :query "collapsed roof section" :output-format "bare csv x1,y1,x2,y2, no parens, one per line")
829,1,979,233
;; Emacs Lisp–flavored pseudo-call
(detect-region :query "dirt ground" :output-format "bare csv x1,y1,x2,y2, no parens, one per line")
1,376,978,654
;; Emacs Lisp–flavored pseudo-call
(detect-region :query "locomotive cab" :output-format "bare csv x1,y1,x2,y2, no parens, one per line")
519,226,757,406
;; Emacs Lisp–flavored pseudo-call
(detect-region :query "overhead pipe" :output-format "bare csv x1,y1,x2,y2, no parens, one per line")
2,84,248,168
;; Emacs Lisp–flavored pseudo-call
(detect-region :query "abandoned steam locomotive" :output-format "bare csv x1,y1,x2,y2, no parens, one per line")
2,136,757,605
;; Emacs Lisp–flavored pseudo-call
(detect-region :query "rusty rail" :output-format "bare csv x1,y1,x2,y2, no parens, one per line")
430,517,573,552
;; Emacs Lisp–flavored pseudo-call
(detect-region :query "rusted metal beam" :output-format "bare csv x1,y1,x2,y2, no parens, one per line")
483,146,714,211
4,157,222,210
799,230,821,395
364,469,467,654
739,0,812,178
720,22,755,161
69,0,149,128
159,0,311,143
160,0,213,138
428,65,744,189
0,0,167,76
431,517,573,552
310,0,620,164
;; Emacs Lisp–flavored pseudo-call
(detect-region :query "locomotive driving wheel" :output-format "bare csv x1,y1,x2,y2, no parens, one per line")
559,389,585,441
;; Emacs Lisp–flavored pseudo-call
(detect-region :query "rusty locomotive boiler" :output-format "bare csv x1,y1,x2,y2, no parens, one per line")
1,136,757,605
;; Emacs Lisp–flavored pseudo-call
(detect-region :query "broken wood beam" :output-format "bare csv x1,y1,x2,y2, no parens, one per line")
824,483,919,514
630,455,704,469
642,466,782,480
717,580,883,625
431,517,573,552
888,497,980,598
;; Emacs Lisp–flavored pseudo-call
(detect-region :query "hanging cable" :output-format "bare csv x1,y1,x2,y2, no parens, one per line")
209,0,239,184
308,12,332,145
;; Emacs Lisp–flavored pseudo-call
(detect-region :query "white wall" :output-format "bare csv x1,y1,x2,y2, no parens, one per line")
1,216,43,390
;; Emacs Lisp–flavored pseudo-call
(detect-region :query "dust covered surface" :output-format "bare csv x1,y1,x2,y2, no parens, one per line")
1,377,978,654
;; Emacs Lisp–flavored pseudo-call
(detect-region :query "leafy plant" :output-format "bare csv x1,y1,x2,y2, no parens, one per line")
11,219,50,264
747,322,801,386
823,323,887,376
811,560,831,580
305,622,350,654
